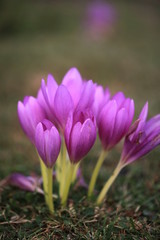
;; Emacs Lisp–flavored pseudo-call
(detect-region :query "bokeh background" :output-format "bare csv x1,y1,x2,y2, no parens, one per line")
0,0,160,183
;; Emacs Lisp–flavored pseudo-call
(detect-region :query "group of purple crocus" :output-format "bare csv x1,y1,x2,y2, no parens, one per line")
11,67,160,212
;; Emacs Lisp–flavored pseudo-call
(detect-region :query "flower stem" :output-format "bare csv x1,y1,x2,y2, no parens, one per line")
46,167,54,213
96,162,122,205
61,162,75,207
55,153,61,183
72,162,80,183
88,150,107,198
59,138,67,198
39,157,48,205
39,157,54,213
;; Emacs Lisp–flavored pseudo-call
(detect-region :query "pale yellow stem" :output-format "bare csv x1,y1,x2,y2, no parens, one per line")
39,157,48,205
61,162,75,207
72,162,80,183
59,139,67,198
46,167,54,213
88,150,107,197
96,163,123,205
39,156,54,213
55,153,61,183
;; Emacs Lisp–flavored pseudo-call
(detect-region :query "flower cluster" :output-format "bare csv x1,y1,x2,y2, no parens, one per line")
15,67,160,212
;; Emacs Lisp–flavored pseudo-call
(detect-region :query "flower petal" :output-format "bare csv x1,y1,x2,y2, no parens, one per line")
44,126,61,168
112,92,125,108
9,173,36,192
54,85,74,130
69,119,96,163
139,102,148,122
76,80,96,112
65,112,73,150
98,100,117,150
62,67,83,107
18,97,45,144
110,108,128,148
35,123,46,162
92,85,108,118
47,74,58,106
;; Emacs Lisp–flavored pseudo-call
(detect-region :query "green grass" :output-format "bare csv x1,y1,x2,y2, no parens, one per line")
1,165,160,239
0,0,160,239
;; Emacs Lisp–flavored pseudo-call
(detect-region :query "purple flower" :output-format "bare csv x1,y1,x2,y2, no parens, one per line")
65,110,97,163
17,96,46,144
120,102,160,166
39,68,96,132
98,92,134,150
8,173,38,192
35,119,61,168
85,1,117,39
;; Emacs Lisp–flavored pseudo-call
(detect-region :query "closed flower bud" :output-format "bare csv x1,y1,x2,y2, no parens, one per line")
98,92,134,150
120,102,160,166
35,120,61,168
65,110,96,163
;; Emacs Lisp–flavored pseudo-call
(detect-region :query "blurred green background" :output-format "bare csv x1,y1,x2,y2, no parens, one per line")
0,0,160,177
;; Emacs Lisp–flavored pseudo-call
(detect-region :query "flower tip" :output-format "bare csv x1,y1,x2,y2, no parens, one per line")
41,78,46,87
139,101,149,121
69,66,79,72
145,101,149,108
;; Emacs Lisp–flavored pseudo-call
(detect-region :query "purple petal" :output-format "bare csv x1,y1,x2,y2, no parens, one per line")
54,85,74,130
92,85,106,118
127,103,148,144
37,89,53,119
41,119,54,130
124,130,160,165
98,100,117,150
41,79,50,106
126,99,135,128
65,112,73,150
17,97,45,144
110,108,128,148
44,126,61,168
76,80,96,112
35,122,61,168
47,74,58,106
62,67,83,107
69,119,96,163
139,102,148,122
35,123,46,162
9,173,36,192
112,92,125,108
145,114,160,136
120,103,160,165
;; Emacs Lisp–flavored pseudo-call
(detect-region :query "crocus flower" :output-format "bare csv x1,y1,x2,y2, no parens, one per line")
8,173,38,192
39,67,96,131
98,92,134,150
18,96,45,144
96,102,160,204
5,173,58,198
120,102,160,166
65,110,97,163
35,119,61,168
